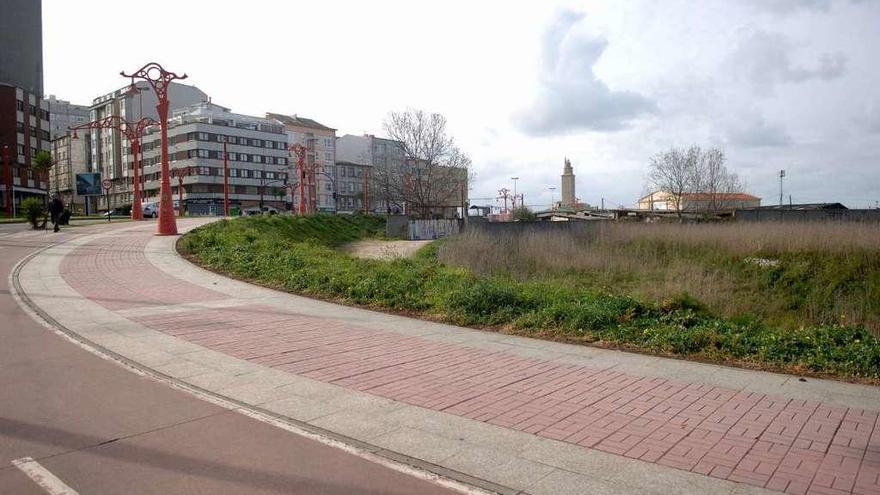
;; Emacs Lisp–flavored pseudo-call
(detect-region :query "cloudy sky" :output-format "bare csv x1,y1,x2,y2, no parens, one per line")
44,0,880,209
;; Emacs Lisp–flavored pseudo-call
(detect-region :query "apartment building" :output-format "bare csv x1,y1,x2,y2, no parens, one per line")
336,134,406,214
45,95,89,139
0,85,51,208
266,113,336,213
0,0,49,209
50,132,93,212
139,102,289,215
89,81,207,209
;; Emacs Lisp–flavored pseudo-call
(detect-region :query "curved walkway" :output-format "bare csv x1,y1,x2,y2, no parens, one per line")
16,219,880,495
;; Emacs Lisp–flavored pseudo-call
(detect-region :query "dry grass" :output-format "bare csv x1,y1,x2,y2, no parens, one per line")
438,222,880,330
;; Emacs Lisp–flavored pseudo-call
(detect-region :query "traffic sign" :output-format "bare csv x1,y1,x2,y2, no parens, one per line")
101,178,112,190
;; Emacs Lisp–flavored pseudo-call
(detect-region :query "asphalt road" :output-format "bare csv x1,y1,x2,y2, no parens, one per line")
0,224,458,495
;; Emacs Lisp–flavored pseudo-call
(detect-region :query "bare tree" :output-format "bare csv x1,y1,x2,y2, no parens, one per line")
379,109,471,219
648,146,746,217
648,146,699,218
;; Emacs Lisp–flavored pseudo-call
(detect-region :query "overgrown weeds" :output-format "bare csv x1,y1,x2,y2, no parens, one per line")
180,216,880,381
437,223,880,332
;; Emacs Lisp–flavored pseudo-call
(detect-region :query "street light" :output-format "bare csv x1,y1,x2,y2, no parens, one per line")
70,116,158,220
511,176,519,211
121,62,187,235
548,186,556,209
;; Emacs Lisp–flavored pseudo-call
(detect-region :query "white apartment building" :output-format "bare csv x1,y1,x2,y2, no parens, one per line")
89,81,207,208
336,134,406,214
139,102,289,215
266,113,336,213
44,95,89,139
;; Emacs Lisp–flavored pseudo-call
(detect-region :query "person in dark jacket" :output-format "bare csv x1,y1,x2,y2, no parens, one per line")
48,195,64,232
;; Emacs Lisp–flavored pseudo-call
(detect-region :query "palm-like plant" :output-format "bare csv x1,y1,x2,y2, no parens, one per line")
32,150,54,178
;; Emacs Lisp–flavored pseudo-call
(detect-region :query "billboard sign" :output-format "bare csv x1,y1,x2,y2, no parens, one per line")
75,173,102,196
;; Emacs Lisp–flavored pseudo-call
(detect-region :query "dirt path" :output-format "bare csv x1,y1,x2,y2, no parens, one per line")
341,239,433,260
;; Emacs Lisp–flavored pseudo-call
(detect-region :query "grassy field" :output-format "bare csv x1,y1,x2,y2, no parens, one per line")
179,216,880,381
438,223,880,332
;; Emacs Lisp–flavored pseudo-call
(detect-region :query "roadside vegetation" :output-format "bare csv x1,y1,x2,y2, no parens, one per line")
179,216,880,381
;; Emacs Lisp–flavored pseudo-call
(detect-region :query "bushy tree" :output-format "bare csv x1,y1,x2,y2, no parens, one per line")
21,197,45,229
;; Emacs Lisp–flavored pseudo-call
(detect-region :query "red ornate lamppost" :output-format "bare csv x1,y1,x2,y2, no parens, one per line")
70,116,158,220
169,166,197,217
121,63,187,235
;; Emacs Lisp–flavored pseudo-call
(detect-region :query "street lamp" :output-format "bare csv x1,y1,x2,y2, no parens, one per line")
121,62,187,235
511,176,519,210
70,116,158,220
548,186,556,209
170,166,197,216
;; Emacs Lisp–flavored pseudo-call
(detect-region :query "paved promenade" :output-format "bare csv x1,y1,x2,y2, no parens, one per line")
17,219,880,495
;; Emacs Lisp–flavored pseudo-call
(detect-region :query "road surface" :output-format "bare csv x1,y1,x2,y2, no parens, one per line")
0,224,459,495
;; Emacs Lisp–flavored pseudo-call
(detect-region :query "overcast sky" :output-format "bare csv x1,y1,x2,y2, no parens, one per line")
44,0,880,209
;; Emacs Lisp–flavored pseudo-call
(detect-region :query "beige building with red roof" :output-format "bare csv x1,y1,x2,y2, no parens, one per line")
638,190,760,212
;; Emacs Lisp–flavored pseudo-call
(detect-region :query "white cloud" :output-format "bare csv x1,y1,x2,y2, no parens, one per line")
514,10,656,136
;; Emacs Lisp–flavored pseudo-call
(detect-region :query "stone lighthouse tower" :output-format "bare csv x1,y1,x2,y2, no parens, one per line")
561,157,576,207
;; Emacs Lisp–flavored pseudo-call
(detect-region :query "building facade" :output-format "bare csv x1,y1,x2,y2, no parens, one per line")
638,190,761,212
45,95,90,139
336,134,407,213
0,0,48,210
267,113,336,213
0,85,50,208
50,132,94,213
89,81,208,209
0,0,43,97
139,102,289,215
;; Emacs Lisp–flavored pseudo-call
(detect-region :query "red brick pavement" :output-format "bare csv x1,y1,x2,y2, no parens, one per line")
59,230,880,495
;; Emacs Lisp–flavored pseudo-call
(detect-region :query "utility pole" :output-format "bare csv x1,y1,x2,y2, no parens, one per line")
222,140,230,216
511,177,519,211
778,169,785,207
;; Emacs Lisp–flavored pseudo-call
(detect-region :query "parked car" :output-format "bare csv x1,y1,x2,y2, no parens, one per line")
142,202,158,218
242,206,279,216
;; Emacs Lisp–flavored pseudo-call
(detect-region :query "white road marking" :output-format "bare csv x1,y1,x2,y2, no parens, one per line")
11,457,79,495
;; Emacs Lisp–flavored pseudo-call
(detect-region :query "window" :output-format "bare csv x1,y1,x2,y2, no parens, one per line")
227,152,237,161
253,155,262,163
253,170,262,179
228,136,237,144
15,122,24,133
229,169,238,177
277,141,286,150
198,132,209,141
240,154,249,162
266,171,275,179
252,139,262,147
17,144,24,155
31,147,37,157
278,157,286,166
217,135,226,142
16,100,23,111
198,149,209,158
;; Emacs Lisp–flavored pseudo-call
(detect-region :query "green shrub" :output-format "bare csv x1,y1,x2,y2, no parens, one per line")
21,197,45,229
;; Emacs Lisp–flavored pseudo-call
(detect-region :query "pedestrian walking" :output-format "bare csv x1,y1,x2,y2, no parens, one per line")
48,195,64,232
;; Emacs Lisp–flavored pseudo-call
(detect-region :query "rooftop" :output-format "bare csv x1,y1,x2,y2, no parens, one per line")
266,112,335,131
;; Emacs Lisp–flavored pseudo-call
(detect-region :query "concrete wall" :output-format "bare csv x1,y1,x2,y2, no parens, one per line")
735,209,880,223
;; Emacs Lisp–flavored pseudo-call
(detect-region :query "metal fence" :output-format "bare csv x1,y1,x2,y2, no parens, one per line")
408,219,461,240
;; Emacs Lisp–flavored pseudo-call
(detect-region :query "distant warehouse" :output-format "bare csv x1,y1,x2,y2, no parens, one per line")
638,191,761,212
